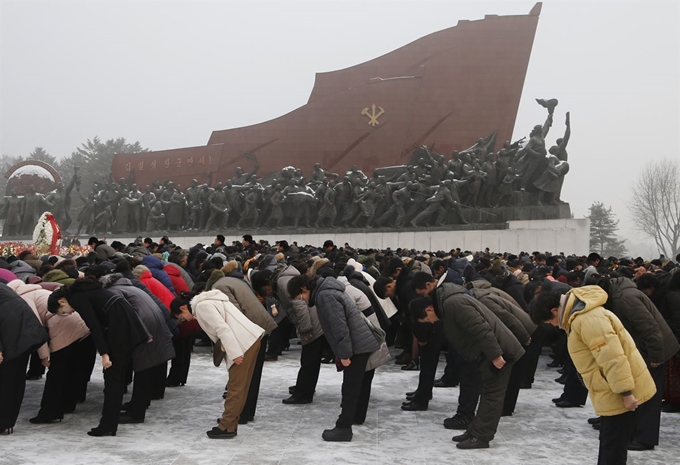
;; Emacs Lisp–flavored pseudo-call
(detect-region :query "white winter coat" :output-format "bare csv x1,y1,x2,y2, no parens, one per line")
191,290,265,369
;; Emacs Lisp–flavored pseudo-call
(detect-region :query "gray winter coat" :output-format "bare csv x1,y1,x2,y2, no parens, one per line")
212,275,277,336
469,288,533,345
607,277,680,363
436,283,525,364
310,277,380,359
276,265,323,344
108,279,176,371
9,260,37,280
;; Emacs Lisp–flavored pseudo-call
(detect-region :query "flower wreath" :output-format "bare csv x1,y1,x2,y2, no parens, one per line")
32,211,62,255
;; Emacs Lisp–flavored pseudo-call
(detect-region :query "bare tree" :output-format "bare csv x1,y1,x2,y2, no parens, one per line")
629,158,680,258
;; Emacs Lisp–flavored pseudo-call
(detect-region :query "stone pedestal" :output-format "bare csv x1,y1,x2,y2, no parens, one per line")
99,218,589,255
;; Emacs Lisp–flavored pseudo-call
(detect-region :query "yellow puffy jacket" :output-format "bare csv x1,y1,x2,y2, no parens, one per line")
563,286,656,416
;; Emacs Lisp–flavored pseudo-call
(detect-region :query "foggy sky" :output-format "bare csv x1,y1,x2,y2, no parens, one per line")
1,0,678,256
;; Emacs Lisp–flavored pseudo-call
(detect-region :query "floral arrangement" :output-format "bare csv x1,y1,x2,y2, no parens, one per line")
0,241,37,258
0,240,92,259
63,244,93,257
32,212,61,255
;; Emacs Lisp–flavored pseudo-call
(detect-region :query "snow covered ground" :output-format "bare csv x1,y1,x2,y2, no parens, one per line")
4,346,678,465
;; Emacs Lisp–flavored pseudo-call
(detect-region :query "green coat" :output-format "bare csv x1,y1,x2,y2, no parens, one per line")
436,283,525,364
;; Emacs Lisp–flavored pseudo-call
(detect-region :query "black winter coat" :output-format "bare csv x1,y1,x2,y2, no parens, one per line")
108,279,176,371
490,274,530,311
607,277,679,363
0,283,48,362
67,279,150,358
661,288,680,341
346,270,391,330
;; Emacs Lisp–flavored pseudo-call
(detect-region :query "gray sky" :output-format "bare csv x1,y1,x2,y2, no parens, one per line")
1,0,678,256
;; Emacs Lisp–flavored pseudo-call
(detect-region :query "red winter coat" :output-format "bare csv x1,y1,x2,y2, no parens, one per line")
164,264,190,295
138,270,175,310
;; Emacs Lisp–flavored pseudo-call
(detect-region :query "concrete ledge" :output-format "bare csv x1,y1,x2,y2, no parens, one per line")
78,218,588,255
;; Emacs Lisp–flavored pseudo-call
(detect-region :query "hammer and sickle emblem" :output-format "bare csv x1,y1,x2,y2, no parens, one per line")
361,104,385,127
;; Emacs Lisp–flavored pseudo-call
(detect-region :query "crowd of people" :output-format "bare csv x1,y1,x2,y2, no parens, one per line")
1,234,678,464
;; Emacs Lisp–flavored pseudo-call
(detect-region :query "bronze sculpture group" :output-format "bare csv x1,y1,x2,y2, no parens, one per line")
1,99,571,236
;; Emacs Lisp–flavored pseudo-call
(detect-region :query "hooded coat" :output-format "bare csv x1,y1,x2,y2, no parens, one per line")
191,290,265,370
275,265,323,344
107,278,176,372
309,277,380,359
561,285,656,416
435,283,525,364
141,255,177,296
606,277,679,363
0,282,49,362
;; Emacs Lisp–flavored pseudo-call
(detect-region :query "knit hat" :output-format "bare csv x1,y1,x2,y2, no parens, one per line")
357,255,375,268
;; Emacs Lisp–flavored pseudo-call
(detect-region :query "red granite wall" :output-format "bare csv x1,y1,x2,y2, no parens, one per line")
112,4,541,187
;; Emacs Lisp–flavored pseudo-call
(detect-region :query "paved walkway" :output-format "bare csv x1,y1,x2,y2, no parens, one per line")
4,345,678,464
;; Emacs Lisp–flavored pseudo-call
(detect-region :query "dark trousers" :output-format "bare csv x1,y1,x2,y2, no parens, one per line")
552,328,568,365
521,325,545,385
0,351,30,430
75,337,97,403
100,351,132,430
633,361,666,446
127,366,155,419
336,352,374,428
467,360,513,443
167,336,192,385
27,350,46,377
502,355,526,415
441,343,463,385
267,317,292,357
598,410,636,465
396,308,413,353
38,343,80,420
414,343,440,404
294,335,329,400
241,334,268,419
562,356,588,404
385,314,399,347
150,361,167,399
457,359,481,417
